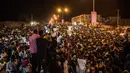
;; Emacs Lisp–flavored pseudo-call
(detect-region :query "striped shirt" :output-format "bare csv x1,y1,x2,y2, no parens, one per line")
29,34,40,54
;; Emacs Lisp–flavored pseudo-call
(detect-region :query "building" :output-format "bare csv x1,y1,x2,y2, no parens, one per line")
0,21,29,28
106,17,117,25
71,14,101,26
105,16,130,26
120,19,130,26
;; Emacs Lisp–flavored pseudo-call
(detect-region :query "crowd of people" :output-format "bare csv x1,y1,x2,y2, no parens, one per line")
0,23,130,73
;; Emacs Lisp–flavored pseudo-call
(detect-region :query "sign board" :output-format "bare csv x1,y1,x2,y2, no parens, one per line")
77,59,86,70
91,11,97,26
91,11,97,23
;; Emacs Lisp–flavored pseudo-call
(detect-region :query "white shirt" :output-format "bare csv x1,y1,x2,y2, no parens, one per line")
57,35,62,43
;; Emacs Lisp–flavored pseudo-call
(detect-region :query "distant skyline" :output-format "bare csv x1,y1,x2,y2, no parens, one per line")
0,0,129,21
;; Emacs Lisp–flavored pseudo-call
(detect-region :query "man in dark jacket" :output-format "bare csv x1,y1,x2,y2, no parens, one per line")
48,33,63,73
36,30,51,73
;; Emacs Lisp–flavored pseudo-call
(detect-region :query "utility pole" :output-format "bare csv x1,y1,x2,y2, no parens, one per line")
93,0,95,11
117,9,120,27
62,11,64,23
31,14,33,21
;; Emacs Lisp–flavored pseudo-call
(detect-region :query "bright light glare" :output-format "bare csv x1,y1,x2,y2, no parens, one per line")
31,22,34,25
54,17,57,20
57,8,62,13
64,8,68,12
30,21,39,26
53,14,56,17
72,22,77,25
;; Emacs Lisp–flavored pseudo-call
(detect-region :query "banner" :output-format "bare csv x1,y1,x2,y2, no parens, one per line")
77,59,86,70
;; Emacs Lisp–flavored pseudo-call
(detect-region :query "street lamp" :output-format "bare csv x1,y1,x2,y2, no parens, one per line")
51,14,59,23
54,17,58,20
57,7,69,23
53,14,59,20
64,8,68,12
57,8,62,13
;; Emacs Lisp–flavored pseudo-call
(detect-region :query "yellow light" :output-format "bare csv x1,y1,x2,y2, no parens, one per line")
51,18,53,20
54,17,57,20
53,14,56,17
57,8,62,13
64,8,68,12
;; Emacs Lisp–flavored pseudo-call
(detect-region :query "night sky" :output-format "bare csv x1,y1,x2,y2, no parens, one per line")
0,0,130,21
